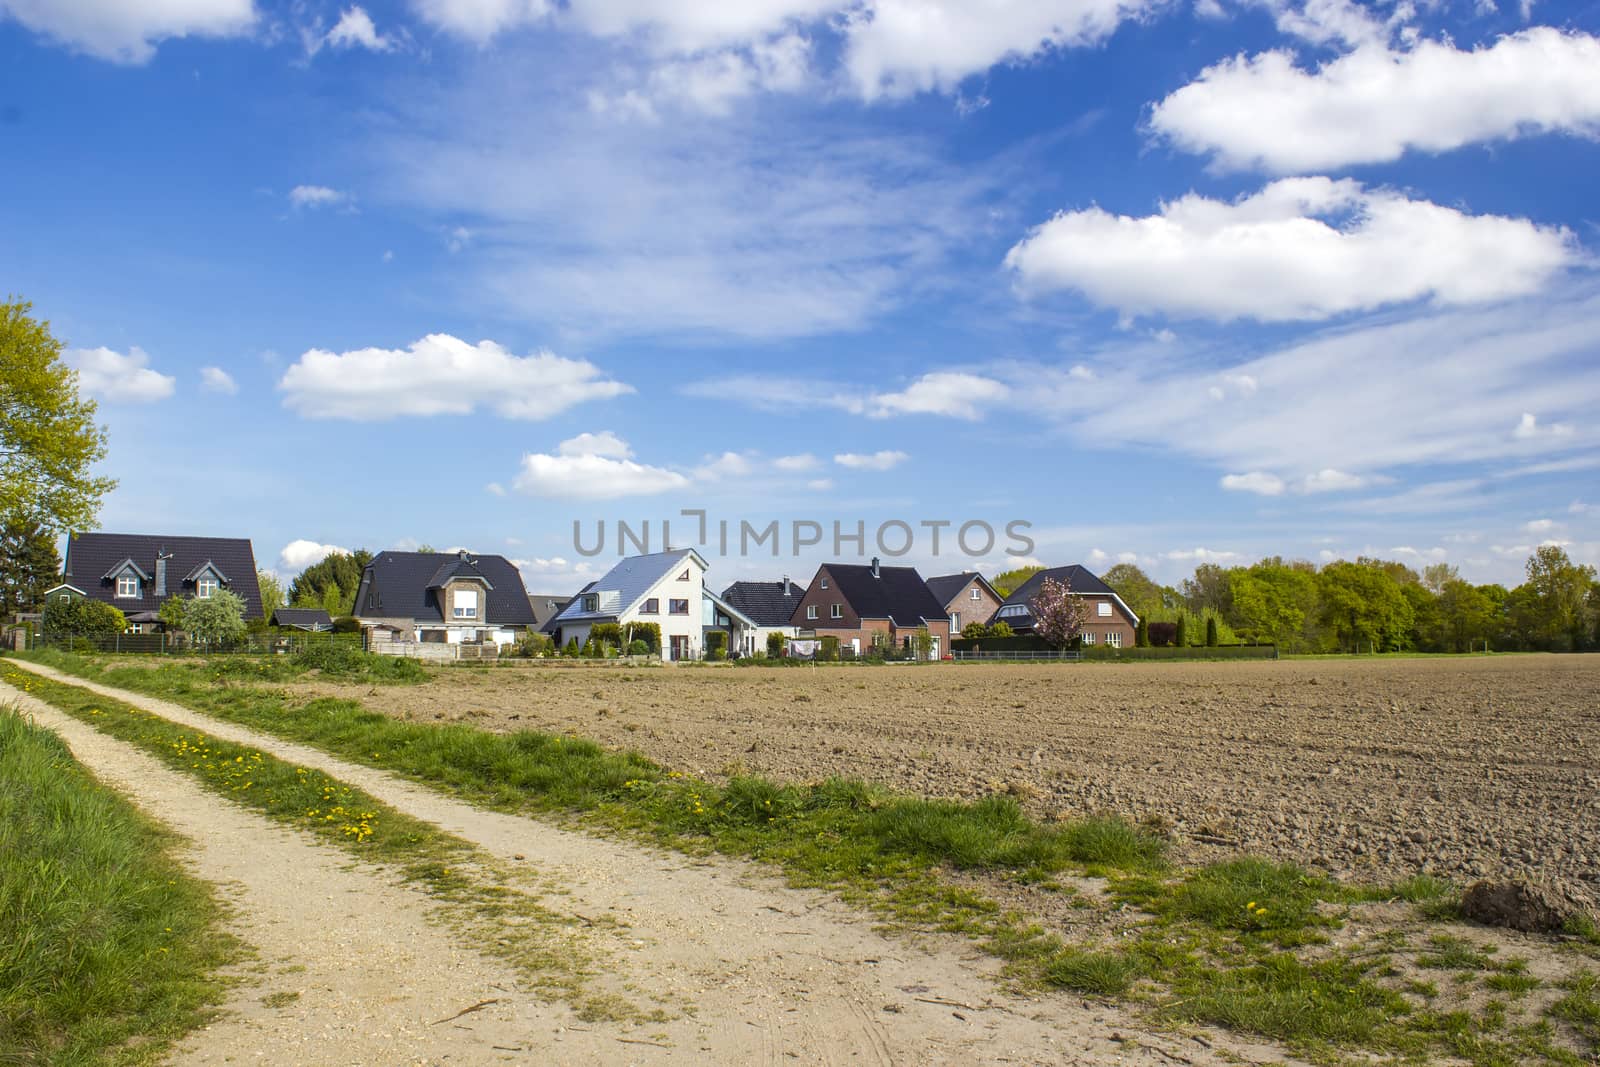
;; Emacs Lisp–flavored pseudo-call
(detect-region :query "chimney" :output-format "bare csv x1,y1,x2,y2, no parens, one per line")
155,553,169,597
871,556,881,579
782,575,792,596
458,549,470,561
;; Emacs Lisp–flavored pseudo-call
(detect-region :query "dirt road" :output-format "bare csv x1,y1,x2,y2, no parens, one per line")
3,661,1299,1066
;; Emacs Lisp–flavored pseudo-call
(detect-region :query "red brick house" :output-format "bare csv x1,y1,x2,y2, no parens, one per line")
989,564,1139,648
925,571,1003,637
788,558,951,659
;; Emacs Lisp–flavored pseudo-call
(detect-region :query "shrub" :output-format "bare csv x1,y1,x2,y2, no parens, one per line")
563,637,580,658
1136,618,1150,647
331,616,361,634
624,621,661,652
291,642,427,682
627,639,649,656
766,631,786,656
514,632,554,658
589,623,623,653
1175,614,1189,647
990,621,1014,638
961,622,990,639
1205,616,1219,647
1149,621,1176,647
42,595,126,636
184,589,247,645
819,635,840,661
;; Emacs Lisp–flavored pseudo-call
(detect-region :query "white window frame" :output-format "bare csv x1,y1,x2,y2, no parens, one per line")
1097,601,1112,617
1107,631,1121,647
453,589,479,619
970,587,981,600
116,574,139,598
950,612,959,630
830,603,843,619
1082,632,1095,646
195,576,219,599
819,577,828,589
806,604,818,620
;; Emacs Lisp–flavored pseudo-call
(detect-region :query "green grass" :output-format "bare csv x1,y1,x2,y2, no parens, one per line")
1549,970,1599,1043
0,707,239,1066
1165,953,1410,1045
1417,934,1499,971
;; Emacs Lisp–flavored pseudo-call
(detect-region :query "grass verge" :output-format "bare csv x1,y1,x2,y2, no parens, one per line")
0,706,239,1066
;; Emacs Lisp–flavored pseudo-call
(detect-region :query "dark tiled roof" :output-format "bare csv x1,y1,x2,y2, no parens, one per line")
272,608,333,630
924,572,994,607
805,563,945,628
353,551,536,626
63,532,264,619
527,593,573,628
991,565,1130,629
720,579,805,627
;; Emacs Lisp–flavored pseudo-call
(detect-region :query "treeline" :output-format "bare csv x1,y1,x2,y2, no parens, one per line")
1093,546,1598,654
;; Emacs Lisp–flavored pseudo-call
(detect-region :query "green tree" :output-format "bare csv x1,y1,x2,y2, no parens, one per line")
1135,617,1149,647
1520,545,1595,650
1101,563,1164,618
257,570,286,616
0,518,60,617
288,550,370,614
1,300,117,533
158,596,187,631
1427,579,1495,652
1317,561,1414,652
184,588,247,645
321,579,343,618
1181,563,1235,621
1204,615,1218,647
1228,561,1318,650
42,595,124,635
1421,563,1460,595
1174,612,1188,647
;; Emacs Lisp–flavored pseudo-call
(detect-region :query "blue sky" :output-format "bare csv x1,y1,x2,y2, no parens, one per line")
4,0,1597,593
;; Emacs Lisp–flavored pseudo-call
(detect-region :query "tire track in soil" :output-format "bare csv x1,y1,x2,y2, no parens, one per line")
5,660,1303,1066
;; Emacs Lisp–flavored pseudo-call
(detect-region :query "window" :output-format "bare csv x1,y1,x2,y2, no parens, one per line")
819,577,828,589
1107,631,1121,647
830,603,842,619
678,569,691,581
127,623,143,635
115,574,139,598
641,598,659,614
669,598,689,615
970,587,981,600
196,576,218,599
1082,632,1095,646
582,594,598,612
806,605,818,620
454,589,478,619
1097,601,1112,617
998,604,1026,618
950,613,959,630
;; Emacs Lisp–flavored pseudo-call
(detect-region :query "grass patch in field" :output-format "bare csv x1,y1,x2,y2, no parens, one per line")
1549,970,1599,1044
1043,949,1147,996
1165,953,1408,1045
1417,934,1498,971
1121,858,1341,945
0,663,642,1024
0,707,239,1066
1486,972,1542,996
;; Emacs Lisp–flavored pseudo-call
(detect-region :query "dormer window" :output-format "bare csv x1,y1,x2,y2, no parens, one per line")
582,594,598,612
116,574,139,598
196,576,219,599
454,589,478,619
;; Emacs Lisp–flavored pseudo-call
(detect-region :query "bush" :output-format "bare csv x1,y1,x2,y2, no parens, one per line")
819,635,840,661
331,616,361,634
1148,621,1177,647
706,631,727,661
1205,616,1219,647
766,631,786,656
292,642,427,682
625,621,661,652
563,637,580,658
991,621,1014,638
184,590,247,645
589,623,622,653
42,595,125,636
514,632,554,658
627,639,649,656
1175,614,1189,647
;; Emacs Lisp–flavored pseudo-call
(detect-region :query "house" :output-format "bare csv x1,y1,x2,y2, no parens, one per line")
925,571,1004,637
272,607,333,632
989,564,1140,648
545,549,757,661
720,576,806,656
46,532,264,633
788,557,951,660
528,593,572,631
351,549,536,647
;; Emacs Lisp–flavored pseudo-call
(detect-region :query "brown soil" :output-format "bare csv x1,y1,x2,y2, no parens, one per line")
305,655,1600,905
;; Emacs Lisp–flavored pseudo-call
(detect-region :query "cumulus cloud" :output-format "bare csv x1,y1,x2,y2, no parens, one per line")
1005,177,1574,322
1220,471,1285,496
834,450,909,470
67,346,176,403
1150,28,1600,174
692,451,756,481
0,0,254,63
325,5,393,50
1222,468,1371,496
513,433,690,500
1164,546,1242,562
868,372,1010,419
278,334,632,420
1512,412,1575,439
199,366,237,395
774,453,820,472
279,539,349,571
288,185,349,209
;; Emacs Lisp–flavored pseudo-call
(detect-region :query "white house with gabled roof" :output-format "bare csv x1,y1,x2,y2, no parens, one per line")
545,548,756,661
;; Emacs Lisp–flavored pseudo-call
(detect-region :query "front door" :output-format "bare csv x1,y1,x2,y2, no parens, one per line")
670,635,688,661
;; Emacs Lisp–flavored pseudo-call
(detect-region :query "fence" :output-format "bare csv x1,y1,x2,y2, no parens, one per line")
953,645,1279,663
28,631,365,656
952,650,1084,662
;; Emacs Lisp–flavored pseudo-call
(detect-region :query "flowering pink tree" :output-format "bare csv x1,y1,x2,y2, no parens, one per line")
1029,575,1087,649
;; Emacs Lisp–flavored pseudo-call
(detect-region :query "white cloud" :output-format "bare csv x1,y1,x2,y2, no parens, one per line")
869,371,1010,420
1572,500,1593,516
1088,547,1109,564
67,346,176,403
1512,412,1575,439
805,477,834,490
1150,28,1600,174
1220,471,1286,496
1299,468,1367,493
834,449,909,470
325,5,393,50
774,453,820,472
289,185,349,209
278,334,632,420
0,0,254,63
445,226,473,253
513,433,690,500
612,32,813,115
1004,177,1575,322
1164,546,1242,562
485,482,507,496
198,366,238,395
692,451,756,480
1524,517,1557,533
279,539,349,571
